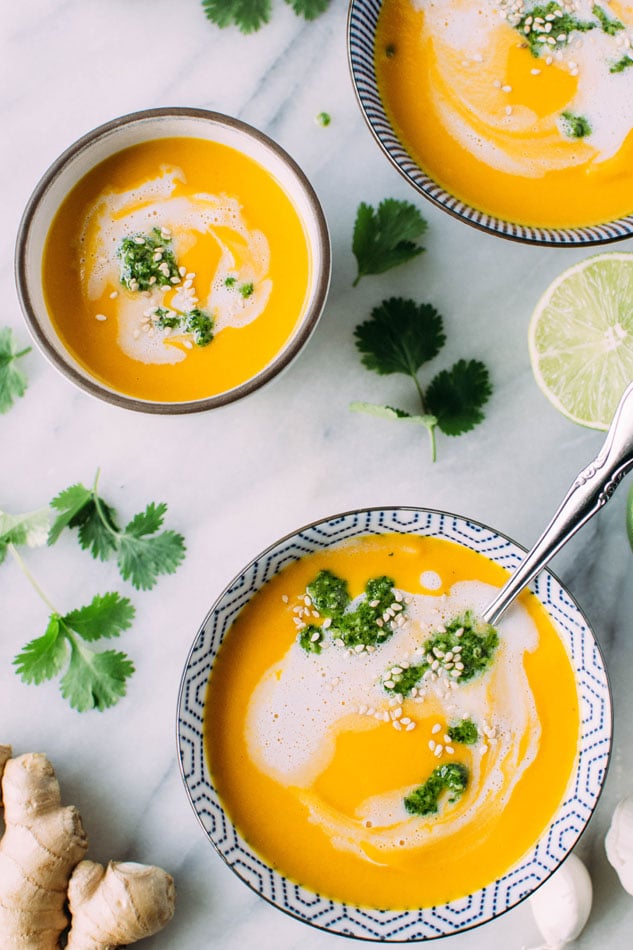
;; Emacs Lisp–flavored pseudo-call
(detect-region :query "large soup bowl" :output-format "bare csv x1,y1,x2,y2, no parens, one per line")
15,107,331,413
348,0,633,246
177,507,611,940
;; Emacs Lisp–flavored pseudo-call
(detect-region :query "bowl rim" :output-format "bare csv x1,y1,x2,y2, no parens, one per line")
176,504,613,942
14,106,331,414
346,0,633,247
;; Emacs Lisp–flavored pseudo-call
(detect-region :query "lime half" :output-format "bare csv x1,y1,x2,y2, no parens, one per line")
529,252,633,430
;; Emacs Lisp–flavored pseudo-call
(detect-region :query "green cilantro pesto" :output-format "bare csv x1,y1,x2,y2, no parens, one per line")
298,571,404,652
514,3,596,58
611,54,633,73
224,275,256,298
447,718,479,745
117,228,180,291
307,569,350,617
561,111,592,138
382,611,499,696
153,307,215,347
592,3,624,34
224,276,237,288
404,763,469,816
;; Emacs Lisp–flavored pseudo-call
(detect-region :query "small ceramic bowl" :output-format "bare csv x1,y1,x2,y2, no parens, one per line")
347,0,633,246
15,108,330,413
177,506,611,941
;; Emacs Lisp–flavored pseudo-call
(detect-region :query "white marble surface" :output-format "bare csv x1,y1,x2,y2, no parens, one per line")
2,1,633,947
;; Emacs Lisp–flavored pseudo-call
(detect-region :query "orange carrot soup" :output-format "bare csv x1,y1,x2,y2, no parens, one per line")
42,137,312,402
204,533,579,909
375,0,633,228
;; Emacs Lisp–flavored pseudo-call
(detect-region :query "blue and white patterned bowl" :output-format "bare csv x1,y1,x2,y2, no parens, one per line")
177,507,612,940
347,0,633,246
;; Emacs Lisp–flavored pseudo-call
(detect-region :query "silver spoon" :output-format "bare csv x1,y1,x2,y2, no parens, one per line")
483,381,633,626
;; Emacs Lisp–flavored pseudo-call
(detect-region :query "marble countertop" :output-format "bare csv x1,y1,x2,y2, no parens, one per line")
2,1,633,947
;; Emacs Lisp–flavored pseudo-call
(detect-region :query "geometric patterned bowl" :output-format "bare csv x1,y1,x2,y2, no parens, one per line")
347,0,633,247
177,507,612,940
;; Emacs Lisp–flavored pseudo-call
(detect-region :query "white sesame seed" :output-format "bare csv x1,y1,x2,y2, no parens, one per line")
183,340,193,350
502,84,512,92
310,632,320,643
505,105,513,116
432,723,442,734
392,720,402,731
400,717,412,726
392,707,403,719
354,644,365,654
391,666,403,675
434,744,443,757
133,236,145,245
109,291,119,299
323,618,332,629
405,722,416,731
531,67,541,75
384,680,395,689
95,313,107,322
281,594,289,603
443,734,451,744
429,740,436,751
179,266,187,276
446,745,455,755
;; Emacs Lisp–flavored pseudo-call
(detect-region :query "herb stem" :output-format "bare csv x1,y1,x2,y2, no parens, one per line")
14,347,32,360
92,468,122,539
8,542,58,615
412,373,437,461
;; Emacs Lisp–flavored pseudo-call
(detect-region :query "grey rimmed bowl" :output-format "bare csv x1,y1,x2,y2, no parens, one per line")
348,0,633,246
177,506,612,941
15,107,331,413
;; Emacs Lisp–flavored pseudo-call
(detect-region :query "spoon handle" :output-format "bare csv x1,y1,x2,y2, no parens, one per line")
482,382,633,626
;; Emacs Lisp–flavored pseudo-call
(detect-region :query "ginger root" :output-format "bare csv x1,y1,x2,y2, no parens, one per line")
0,747,176,949
0,748,88,949
67,860,176,949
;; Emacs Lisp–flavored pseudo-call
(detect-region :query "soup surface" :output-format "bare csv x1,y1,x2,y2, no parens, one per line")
205,533,579,909
375,0,633,228
42,137,312,401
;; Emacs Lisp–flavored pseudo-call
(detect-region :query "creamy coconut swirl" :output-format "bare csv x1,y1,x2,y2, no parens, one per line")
78,166,272,364
245,579,541,860
414,0,633,176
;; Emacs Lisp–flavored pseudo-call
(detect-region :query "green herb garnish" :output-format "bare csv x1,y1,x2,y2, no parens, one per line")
239,282,254,299
298,571,403,652
514,3,596,57
0,507,51,565
382,611,499,696
117,228,180,292
48,470,186,591
201,0,331,34
224,276,237,288
153,306,215,347
447,718,479,745
592,3,624,34
316,111,331,127
404,763,469,816
561,111,592,138
0,327,30,414
351,297,492,461
611,54,633,73
307,569,350,617
352,199,428,286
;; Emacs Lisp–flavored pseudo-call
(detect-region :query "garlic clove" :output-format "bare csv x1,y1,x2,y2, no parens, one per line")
605,795,633,894
528,853,592,949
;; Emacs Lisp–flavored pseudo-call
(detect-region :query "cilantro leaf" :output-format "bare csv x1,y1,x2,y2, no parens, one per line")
48,474,185,588
118,527,186,591
14,594,136,712
63,592,135,642
611,54,633,73
14,616,68,684
352,199,427,286
49,483,94,545
60,644,135,713
285,0,331,19
354,298,444,376
351,297,492,459
0,327,30,414
0,507,51,563
201,0,272,33
426,360,492,436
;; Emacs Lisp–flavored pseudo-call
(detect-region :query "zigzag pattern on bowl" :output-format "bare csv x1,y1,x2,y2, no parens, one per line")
177,507,611,941
347,0,633,247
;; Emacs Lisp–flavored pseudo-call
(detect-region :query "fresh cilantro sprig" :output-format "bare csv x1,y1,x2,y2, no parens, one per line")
48,470,186,590
352,199,428,286
0,327,31,414
202,0,331,34
351,297,492,460
2,528,135,712
14,588,135,713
